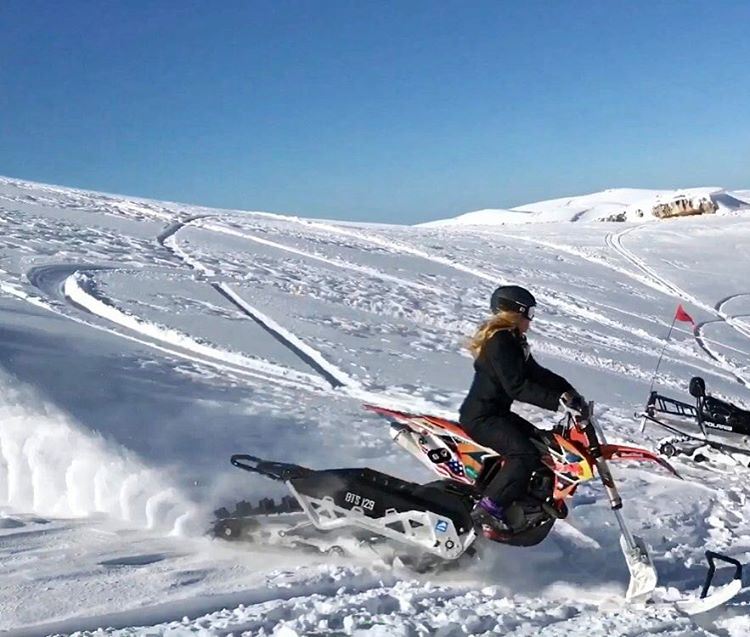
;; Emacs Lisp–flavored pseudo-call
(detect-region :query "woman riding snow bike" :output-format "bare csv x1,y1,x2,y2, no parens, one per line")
459,285,585,531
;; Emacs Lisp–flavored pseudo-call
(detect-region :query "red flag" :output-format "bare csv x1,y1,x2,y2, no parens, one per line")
675,304,695,325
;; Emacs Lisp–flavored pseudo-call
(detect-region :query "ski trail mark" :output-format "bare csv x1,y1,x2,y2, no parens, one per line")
291,217,499,283
694,319,749,389
716,293,750,320
211,282,355,390
290,218,713,374
3,276,228,385
158,218,358,391
496,229,675,298
15,254,324,392
488,231,750,373
604,225,689,299
195,219,441,294
61,272,328,391
293,219,665,344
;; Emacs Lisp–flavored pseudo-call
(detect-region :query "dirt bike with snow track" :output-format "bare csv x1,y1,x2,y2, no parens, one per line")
218,399,744,614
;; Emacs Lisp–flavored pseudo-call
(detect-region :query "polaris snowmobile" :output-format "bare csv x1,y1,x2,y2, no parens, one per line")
217,400,743,612
640,376,750,467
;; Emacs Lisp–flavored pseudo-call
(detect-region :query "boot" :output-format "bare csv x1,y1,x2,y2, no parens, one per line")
471,496,510,532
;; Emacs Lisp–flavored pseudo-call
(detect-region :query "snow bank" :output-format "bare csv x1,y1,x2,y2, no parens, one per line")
0,372,200,534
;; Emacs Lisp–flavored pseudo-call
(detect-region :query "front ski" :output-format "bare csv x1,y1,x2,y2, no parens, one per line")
584,404,659,602
619,533,658,602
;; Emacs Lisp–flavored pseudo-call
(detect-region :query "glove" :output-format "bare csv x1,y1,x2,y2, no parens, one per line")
561,390,587,414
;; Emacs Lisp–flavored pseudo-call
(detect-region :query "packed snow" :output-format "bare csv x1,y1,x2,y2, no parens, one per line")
1,175,749,636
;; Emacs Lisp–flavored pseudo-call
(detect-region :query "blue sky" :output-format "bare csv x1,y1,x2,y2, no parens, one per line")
1,1,749,223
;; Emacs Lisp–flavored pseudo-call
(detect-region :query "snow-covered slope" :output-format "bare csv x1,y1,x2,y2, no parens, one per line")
1,175,750,636
420,207,535,226
423,186,750,226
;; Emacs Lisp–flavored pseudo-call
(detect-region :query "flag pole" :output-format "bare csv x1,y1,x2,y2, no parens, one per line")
648,313,678,395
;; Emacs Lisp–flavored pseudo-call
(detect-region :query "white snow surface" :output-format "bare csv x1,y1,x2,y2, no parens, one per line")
422,186,750,226
1,175,750,635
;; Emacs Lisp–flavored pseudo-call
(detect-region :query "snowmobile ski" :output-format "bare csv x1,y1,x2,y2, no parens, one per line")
672,551,744,615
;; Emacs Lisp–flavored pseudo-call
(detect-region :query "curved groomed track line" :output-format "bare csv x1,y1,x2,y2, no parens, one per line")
694,319,749,388
606,224,750,386
286,219,687,356
276,217,750,391
154,216,471,416
61,270,328,393
477,223,750,387
716,293,750,314
194,219,441,294
604,225,689,300
157,219,356,391
11,272,318,393
493,229,750,364
290,217,501,284
297,219,749,384
21,236,329,394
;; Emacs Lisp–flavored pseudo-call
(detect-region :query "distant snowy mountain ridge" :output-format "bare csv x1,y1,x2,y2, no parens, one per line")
422,186,750,227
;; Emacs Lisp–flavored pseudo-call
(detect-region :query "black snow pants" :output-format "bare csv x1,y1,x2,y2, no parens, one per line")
463,412,542,508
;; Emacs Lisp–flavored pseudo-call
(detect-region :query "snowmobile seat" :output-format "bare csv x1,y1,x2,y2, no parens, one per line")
231,454,315,481
690,376,706,399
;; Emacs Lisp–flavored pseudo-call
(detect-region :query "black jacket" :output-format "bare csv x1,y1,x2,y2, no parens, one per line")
459,329,574,428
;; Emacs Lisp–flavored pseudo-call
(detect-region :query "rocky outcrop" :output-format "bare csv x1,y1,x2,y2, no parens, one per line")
652,195,717,219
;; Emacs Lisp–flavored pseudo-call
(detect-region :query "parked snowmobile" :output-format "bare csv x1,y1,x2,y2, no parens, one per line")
218,399,743,612
640,376,750,467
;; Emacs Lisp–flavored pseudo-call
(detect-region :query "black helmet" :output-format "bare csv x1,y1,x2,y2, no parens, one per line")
490,285,536,319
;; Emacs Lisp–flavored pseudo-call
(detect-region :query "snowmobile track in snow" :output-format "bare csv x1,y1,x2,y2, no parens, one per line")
210,282,348,389
487,228,750,384
19,256,329,393
606,225,750,387
295,219,695,355
694,295,750,389
157,217,357,390
27,263,112,302
194,218,441,294
61,270,329,392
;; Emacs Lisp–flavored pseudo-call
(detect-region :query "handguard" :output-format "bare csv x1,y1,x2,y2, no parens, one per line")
601,443,682,478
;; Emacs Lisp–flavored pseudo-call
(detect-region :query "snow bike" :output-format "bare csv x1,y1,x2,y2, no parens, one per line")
640,376,750,467
218,399,743,612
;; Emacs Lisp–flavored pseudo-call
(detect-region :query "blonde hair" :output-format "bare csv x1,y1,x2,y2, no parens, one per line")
468,310,524,359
